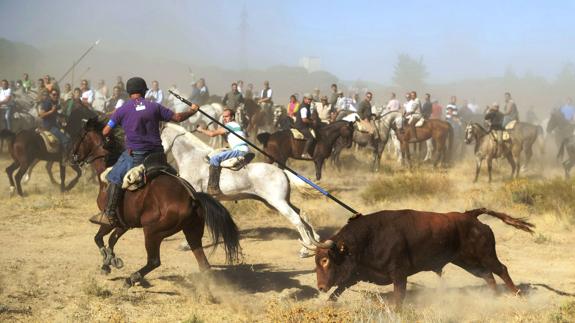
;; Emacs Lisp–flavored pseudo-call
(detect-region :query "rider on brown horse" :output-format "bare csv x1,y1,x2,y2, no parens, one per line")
295,93,316,159
90,77,199,227
484,103,505,151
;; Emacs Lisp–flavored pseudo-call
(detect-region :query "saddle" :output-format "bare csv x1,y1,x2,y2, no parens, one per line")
38,130,59,154
205,149,256,171
100,153,178,191
290,128,316,140
505,120,517,130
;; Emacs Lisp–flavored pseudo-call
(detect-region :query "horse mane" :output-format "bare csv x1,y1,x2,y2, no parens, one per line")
164,123,213,152
85,116,106,131
471,122,488,133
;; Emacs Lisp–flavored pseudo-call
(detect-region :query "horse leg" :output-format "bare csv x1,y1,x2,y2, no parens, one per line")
314,158,324,181
64,164,82,191
487,157,493,183
6,161,19,196
46,161,58,185
505,152,517,180
125,230,163,287
59,161,66,192
474,157,482,183
182,213,210,271
94,224,114,274
22,160,39,184
14,162,30,196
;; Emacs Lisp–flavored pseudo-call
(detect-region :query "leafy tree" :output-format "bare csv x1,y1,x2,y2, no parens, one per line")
392,53,428,91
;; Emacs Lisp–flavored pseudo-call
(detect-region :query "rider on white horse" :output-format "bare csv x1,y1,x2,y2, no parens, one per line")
196,108,249,195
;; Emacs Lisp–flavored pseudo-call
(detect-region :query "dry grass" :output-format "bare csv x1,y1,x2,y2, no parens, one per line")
361,170,452,203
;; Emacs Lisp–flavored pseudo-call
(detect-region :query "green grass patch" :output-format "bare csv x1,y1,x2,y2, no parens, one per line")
500,177,575,222
361,172,451,203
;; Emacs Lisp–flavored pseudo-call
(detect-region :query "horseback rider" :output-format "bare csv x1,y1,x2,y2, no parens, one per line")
484,102,505,151
222,82,244,110
39,89,69,153
196,108,249,196
357,92,377,137
404,91,422,140
559,98,575,123
258,80,273,124
0,79,14,131
90,77,199,227
296,93,316,159
502,92,519,127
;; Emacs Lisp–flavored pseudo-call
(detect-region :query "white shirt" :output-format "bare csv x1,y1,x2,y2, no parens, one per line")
386,98,400,111
404,100,415,113
300,105,310,118
114,99,125,109
145,89,164,104
0,88,12,103
260,88,273,99
225,121,249,152
82,89,94,105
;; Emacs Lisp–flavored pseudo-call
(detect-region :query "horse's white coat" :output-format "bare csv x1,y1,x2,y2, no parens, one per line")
161,123,320,256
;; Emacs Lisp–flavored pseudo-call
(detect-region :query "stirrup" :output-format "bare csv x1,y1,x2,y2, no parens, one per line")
89,212,113,226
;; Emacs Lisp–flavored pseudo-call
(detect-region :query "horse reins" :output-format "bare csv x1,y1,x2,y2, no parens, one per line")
72,130,107,167
164,132,187,154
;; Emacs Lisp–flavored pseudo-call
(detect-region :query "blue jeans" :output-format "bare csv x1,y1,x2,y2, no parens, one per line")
49,127,69,150
209,149,247,167
106,150,151,185
3,105,13,130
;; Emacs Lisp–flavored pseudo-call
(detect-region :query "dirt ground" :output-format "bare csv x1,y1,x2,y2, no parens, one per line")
1,151,574,322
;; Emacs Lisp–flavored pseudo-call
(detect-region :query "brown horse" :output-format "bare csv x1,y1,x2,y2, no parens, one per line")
392,118,453,167
71,118,240,286
243,98,274,136
256,120,355,180
4,129,82,196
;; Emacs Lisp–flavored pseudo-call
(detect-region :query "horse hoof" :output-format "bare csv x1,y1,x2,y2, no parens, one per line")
124,272,142,288
22,174,29,183
101,265,111,275
111,257,124,269
9,186,15,197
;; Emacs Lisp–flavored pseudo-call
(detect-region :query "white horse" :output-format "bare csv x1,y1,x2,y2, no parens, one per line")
173,98,224,148
161,123,321,257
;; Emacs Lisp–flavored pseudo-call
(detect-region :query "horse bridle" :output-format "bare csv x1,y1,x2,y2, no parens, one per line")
164,131,187,154
71,130,107,167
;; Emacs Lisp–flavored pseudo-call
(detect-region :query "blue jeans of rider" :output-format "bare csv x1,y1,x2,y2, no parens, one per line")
49,127,69,151
4,105,13,130
209,149,247,167
106,150,150,185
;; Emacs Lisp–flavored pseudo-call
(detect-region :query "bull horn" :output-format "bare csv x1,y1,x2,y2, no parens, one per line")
299,240,317,251
311,239,335,249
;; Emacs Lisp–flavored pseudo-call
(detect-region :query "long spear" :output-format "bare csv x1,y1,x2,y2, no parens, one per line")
169,90,361,217
58,40,100,84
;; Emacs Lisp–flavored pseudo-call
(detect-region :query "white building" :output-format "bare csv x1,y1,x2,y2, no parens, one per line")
299,56,321,73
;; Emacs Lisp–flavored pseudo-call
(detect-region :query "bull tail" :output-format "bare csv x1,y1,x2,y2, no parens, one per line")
557,138,568,160
465,208,535,233
257,132,270,147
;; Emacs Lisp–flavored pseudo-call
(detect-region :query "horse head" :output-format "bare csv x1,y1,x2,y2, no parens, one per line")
547,109,566,133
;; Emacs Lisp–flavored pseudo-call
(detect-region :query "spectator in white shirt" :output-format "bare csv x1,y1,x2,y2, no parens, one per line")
80,79,94,108
145,80,164,105
385,92,401,112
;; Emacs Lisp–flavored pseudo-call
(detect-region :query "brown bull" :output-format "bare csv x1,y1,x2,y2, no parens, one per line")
312,208,534,307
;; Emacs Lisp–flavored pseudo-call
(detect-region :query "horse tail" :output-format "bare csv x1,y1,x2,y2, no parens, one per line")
0,129,16,150
536,125,545,155
465,208,535,233
557,137,568,160
256,132,270,147
194,192,241,264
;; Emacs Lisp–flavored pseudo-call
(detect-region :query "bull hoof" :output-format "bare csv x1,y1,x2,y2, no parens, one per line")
101,264,111,275
111,257,124,269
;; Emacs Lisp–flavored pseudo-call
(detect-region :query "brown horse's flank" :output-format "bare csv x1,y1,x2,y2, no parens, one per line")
72,120,240,286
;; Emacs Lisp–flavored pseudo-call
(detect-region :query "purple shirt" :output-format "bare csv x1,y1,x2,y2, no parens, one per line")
110,98,174,151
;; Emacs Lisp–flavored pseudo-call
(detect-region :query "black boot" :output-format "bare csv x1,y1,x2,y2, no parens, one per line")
208,165,223,196
90,183,123,226
301,138,314,159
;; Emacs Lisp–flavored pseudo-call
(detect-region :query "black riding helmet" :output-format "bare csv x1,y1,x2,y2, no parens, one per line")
126,77,148,95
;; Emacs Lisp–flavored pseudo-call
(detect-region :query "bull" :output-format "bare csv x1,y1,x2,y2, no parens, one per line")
311,208,534,307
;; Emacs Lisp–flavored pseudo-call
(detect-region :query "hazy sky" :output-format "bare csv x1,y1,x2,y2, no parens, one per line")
1,0,574,84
